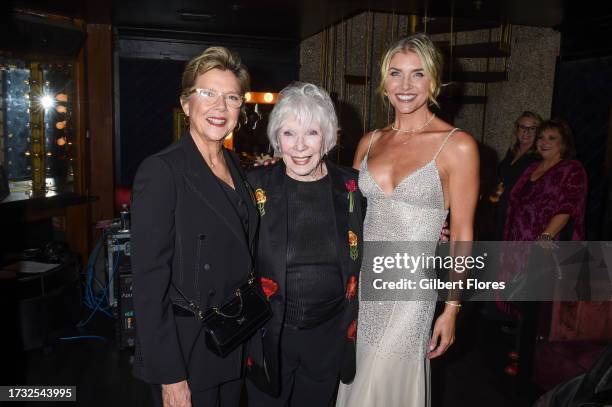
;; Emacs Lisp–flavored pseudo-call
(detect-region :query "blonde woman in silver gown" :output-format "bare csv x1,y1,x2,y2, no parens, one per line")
336,33,479,407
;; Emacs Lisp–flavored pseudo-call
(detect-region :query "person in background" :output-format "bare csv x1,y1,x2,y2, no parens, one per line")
504,118,586,242
500,118,588,376
131,46,258,407
492,111,542,240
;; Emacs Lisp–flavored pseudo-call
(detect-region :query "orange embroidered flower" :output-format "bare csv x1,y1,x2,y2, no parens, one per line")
255,188,267,216
347,320,357,341
348,231,358,247
260,277,278,298
345,276,357,300
348,231,359,260
255,188,266,204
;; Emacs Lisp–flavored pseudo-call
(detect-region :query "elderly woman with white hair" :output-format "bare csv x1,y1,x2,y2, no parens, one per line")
245,82,364,407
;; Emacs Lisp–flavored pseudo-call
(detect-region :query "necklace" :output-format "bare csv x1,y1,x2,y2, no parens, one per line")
206,152,225,169
391,113,435,134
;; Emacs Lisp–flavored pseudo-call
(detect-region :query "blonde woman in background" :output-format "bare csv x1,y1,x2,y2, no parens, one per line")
493,111,542,240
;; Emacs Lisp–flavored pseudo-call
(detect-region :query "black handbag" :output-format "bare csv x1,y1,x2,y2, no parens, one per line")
173,273,272,358
172,151,271,357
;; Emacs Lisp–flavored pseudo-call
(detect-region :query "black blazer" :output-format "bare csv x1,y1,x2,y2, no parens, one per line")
130,135,259,390
245,159,364,396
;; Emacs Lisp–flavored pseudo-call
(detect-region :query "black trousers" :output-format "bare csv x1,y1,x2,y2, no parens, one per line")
151,379,242,407
247,313,345,407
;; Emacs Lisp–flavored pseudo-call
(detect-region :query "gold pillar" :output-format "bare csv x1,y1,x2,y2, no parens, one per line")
408,14,418,34
29,62,45,196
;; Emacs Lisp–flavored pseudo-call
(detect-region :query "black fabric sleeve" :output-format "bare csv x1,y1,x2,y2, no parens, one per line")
131,156,187,384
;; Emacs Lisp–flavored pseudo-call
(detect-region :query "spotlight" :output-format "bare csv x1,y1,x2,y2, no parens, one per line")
245,92,252,102
40,95,55,110
263,93,274,103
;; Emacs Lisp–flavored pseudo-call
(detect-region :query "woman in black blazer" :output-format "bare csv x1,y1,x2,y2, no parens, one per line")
131,47,258,407
245,83,364,407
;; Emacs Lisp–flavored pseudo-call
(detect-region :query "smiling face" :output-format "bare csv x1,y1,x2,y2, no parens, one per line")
180,68,241,143
515,117,539,149
537,128,563,160
278,116,325,181
383,50,431,115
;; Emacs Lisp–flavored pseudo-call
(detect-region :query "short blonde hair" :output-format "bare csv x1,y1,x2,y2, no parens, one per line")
267,82,338,156
180,46,250,97
378,33,443,108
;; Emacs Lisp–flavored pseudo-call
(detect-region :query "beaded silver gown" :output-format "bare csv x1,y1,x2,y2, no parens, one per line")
336,128,458,407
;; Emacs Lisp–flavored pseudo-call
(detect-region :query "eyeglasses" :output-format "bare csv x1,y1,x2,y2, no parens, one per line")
517,124,538,132
188,88,244,109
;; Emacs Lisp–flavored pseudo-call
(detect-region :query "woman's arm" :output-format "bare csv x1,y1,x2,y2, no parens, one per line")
542,161,588,240
540,214,571,238
131,157,187,385
428,131,479,359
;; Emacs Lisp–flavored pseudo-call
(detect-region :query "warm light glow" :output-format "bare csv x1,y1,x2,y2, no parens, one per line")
56,93,68,102
244,91,279,104
56,137,67,146
56,121,67,130
40,95,55,109
24,151,31,157
223,132,233,150
56,105,67,113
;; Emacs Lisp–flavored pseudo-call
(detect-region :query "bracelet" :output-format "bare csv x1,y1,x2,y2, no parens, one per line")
536,233,553,241
444,301,461,308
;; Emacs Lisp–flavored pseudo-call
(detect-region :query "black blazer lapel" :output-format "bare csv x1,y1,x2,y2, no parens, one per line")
181,135,249,254
328,159,351,286
265,163,288,304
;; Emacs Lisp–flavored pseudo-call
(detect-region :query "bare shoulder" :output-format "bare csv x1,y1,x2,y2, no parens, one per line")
356,130,379,150
353,130,380,168
436,129,479,175
445,129,478,157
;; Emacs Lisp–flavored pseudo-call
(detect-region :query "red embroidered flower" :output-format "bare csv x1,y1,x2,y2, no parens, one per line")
260,277,278,298
345,179,357,192
345,276,357,300
246,356,253,367
347,320,357,341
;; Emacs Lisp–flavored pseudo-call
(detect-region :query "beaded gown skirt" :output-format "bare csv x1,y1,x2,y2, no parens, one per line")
336,157,448,407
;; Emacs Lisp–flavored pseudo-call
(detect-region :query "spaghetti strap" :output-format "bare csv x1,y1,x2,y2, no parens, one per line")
433,128,460,161
361,130,380,169
364,130,379,162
